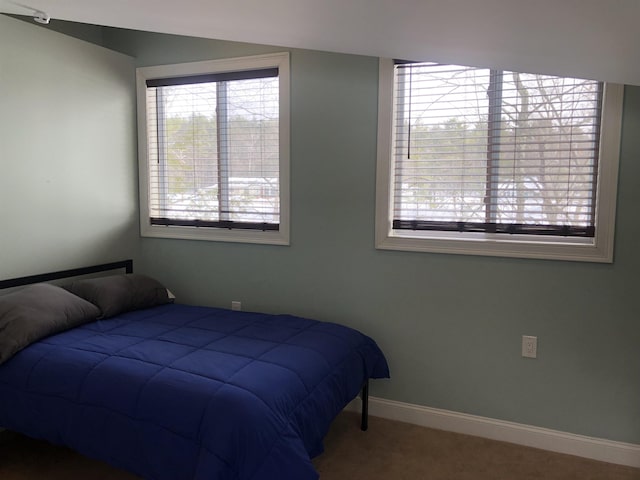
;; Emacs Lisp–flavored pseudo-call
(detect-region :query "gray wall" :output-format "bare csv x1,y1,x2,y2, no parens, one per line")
0,15,139,278
5,19,640,445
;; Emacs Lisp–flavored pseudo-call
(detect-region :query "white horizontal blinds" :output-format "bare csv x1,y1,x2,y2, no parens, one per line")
146,68,280,230
392,62,603,237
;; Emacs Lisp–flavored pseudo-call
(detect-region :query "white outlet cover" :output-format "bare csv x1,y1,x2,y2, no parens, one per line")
522,335,537,358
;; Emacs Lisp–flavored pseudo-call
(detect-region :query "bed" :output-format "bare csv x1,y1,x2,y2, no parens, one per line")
0,260,389,480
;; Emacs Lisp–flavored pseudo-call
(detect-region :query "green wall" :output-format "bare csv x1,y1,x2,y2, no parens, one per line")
103,28,640,444
0,15,139,278
5,18,640,445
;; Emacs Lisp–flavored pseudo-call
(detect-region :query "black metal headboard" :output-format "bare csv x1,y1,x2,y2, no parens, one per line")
0,260,133,290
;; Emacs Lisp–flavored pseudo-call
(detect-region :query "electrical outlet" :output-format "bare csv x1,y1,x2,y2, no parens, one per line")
522,335,537,358
231,301,241,311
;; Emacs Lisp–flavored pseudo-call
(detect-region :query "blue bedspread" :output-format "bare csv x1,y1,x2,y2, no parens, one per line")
0,304,389,479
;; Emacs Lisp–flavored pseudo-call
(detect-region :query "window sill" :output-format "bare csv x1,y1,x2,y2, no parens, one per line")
375,230,614,263
141,224,289,246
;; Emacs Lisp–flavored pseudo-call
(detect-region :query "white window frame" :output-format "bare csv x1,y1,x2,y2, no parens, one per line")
375,58,624,263
136,52,290,245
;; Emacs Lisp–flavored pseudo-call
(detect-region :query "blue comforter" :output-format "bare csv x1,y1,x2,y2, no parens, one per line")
0,304,389,479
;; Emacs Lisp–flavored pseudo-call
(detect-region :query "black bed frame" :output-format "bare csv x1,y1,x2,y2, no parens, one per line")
0,260,133,290
0,258,370,431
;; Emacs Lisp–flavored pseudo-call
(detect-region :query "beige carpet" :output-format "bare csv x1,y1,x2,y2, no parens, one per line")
315,412,640,480
1,412,638,479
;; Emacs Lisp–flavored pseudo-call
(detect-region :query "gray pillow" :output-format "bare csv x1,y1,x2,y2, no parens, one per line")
0,283,101,365
64,274,172,319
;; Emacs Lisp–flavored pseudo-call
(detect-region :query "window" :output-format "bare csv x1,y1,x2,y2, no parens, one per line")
376,58,623,262
137,53,290,244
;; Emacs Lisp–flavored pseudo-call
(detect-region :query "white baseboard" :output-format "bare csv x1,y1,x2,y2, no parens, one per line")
346,396,640,468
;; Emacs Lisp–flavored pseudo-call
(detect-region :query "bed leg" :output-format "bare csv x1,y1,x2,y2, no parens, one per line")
360,380,369,431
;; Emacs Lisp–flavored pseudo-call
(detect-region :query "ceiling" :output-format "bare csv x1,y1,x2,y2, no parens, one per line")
2,0,640,86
